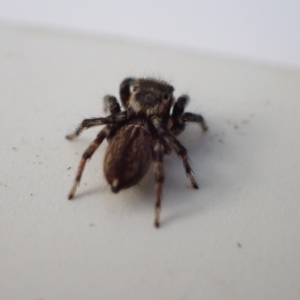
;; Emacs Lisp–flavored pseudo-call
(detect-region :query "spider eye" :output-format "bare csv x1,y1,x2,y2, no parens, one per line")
163,93,169,100
133,86,138,92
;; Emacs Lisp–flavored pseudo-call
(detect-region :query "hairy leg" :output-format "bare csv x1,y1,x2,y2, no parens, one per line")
119,77,135,108
170,95,208,135
169,95,189,135
68,126,110,199
104,95,121,115
153,141,165,228
172,95,189,118
162,130,199,189
178,112,208,132
65,111,127,140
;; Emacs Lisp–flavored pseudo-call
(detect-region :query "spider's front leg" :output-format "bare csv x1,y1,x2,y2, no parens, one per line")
119,77,135,108
170,95,208,135
65,111,127,140
153,140,165,228
178,112,208,132
104,95,121,115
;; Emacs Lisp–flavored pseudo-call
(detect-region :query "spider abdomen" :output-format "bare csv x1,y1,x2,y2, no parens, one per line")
104,123,153,193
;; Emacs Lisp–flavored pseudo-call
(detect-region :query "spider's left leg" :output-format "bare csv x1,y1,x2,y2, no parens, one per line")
153,140,165,228
65,111,127,140
68,126,110,199
104,95,121,115
162,132,199,189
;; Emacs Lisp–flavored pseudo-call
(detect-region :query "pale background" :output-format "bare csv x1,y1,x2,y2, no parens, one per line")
1,0,300,69
0,2,300,300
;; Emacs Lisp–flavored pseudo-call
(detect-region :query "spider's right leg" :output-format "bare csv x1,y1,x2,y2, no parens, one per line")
169,95,189,136
153,140,165,228
68,126,110,199
160,129,199,189
119,77,135,108
170,95,208,135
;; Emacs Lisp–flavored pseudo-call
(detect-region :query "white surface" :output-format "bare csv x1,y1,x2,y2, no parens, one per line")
1,24,300,300
1,1,300,69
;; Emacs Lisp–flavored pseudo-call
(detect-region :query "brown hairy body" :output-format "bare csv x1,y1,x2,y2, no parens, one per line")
66,77,207,227
104,122,153,192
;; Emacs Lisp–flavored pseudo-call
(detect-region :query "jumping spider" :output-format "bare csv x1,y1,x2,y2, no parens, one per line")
66,77,208,228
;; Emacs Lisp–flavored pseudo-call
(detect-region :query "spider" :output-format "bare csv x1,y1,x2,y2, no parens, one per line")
66,77,208,228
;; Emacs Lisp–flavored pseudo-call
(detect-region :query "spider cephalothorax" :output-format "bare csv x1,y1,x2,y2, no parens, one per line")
127,78,174,120
66,77,208,228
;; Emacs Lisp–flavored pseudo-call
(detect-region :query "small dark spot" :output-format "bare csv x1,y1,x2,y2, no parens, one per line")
219,139,223,143
12,147,17,150
38,162,42,165
30,193,33,196
67,167,71,170
237,242,242,248
234,124,239,130
89,223,95,227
